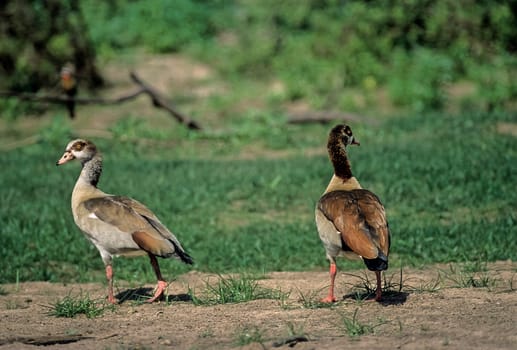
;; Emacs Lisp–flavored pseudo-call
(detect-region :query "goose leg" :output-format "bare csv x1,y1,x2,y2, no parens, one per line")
321,262,338,303
374,271,382,301
147,254,167,303
105,264,117,304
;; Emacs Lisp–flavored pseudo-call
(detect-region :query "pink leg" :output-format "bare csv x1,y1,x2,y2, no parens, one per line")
147,254,167,303
321,262,338,303
374,271,382,301
105,265,117,304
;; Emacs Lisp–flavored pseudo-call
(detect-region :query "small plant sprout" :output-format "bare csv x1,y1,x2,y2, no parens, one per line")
340,308,374,338
234,325,265,346
285,321,306,338
339,308,387,338
271,322,309,348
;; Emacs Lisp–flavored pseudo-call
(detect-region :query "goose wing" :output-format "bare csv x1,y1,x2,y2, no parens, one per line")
317,189,390,259
81,196,187,259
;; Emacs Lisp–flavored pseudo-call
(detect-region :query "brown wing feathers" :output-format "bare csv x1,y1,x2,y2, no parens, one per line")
132,231,169,257
83,196,193,264
83,197,143,232
318,189,389,265
139,214,194,264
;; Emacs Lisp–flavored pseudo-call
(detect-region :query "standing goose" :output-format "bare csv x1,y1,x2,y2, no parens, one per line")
315,125,390,302
57,139,193,303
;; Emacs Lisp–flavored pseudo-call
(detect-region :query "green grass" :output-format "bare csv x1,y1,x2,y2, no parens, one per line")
343,268,404,301
48,293,109,318
189,275,287,305
0,111,516,284
340,308,375,338
441,264,499,289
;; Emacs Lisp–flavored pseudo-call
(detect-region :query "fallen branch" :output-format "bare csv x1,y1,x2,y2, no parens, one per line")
0,88,145,105
287,110,378,126
0,71,202,130
272,335,309,347
129,71,202,130
0,334,93,346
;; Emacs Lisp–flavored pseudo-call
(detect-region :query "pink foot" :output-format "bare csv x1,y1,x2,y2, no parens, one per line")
147,280,168,303
320,295,337,303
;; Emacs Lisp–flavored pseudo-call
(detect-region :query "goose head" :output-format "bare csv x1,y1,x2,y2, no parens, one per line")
329,124,360,148
56,139,98,166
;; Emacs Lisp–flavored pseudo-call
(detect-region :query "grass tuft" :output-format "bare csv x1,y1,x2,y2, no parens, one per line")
441,264,499,289
48,293,110,318
406,274,442,293
344,268,404,301
189,275,287,306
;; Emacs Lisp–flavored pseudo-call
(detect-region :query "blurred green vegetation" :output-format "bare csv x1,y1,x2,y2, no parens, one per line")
1,0,516,114
1,110,516,283
83,0,517,112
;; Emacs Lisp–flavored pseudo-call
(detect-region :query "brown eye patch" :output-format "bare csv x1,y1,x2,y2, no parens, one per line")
73,141,86,151
344,126,353,136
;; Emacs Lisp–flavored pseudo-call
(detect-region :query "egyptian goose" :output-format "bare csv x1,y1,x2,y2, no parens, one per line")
56,139,193,303
315,125,390,302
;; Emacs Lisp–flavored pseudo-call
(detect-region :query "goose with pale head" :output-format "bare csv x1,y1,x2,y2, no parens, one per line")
57,139,193,303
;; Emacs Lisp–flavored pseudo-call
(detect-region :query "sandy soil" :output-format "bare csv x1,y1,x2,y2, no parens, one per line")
1,262,516,350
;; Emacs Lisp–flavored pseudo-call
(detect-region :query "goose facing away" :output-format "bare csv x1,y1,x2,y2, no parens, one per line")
315,125,390,302
57,139,193,303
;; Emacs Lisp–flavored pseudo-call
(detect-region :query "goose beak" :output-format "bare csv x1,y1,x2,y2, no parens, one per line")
56,151,75,166
351,138,360,146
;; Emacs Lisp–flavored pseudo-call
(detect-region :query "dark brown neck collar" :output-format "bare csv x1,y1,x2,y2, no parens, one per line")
327,137,352,180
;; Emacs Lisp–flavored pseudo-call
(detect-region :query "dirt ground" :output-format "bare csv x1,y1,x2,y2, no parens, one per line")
1,261,516,350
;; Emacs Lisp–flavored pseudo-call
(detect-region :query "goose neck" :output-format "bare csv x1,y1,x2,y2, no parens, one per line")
328,140,353,180
80,154,102,187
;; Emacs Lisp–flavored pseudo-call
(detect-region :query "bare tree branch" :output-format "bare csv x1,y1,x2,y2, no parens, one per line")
0,89,145,105
129,72,202,130
0,71,202,130
287,110,378,126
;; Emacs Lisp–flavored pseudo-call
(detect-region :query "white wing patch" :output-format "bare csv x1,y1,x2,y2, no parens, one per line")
87,212,99,219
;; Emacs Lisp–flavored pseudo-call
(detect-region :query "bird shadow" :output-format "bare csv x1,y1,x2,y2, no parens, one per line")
343,290,408,306
115,287,192,304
